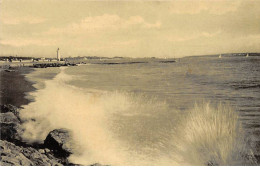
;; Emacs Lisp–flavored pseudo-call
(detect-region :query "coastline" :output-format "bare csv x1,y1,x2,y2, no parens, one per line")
0,67,36,107
1,59,259,166
0,66,80,166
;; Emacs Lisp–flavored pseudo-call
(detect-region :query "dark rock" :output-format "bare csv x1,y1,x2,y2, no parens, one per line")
0,104,79,166
44,129,74,158
0,110,22,141
0,123,22,141
255,155,260,164
44,148,51,153
38,149,45,154
207,161,218,166
0,111,20,123
1,104,19,115
0,140,62,166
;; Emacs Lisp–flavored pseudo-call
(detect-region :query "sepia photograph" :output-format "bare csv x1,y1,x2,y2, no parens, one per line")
0,0,259,166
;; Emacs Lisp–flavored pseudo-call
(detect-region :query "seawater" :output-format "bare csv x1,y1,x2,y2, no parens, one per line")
20,56,260,165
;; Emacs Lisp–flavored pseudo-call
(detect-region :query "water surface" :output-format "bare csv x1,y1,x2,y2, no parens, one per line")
21,56,260,165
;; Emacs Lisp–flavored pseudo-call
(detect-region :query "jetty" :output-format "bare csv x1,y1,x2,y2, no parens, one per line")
31,62,77,68
0,48,80,69
0,61,78,70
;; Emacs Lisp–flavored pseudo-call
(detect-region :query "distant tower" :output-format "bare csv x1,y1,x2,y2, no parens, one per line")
57,48,60,61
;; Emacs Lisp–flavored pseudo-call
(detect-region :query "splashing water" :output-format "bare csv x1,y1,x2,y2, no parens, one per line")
172,102,257,165
20,67,130,165
20,67,257,165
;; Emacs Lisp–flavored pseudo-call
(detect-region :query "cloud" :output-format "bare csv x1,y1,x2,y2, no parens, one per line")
168,30,222,42
46,14,161,35
0,38,56,47
170,0,240,15
1,16,46,25
0,0,259,58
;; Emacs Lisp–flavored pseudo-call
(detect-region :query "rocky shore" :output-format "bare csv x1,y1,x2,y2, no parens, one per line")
0,67,104,166
0,67,81,166
0,104,78,166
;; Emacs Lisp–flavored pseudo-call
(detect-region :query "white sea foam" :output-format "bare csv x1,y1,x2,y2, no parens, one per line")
171,102,256,165
20,67,256,165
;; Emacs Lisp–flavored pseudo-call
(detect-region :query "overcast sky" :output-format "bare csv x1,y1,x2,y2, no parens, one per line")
0,0,260,58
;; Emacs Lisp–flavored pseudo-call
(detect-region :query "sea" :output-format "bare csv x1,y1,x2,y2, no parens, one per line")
20,56,260,166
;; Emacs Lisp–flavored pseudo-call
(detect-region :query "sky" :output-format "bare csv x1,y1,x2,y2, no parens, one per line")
0,0,260,58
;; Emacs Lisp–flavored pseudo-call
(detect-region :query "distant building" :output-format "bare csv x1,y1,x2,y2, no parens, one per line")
57,48,61,61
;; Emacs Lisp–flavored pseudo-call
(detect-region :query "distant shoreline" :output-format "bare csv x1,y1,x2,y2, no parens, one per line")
0,52,260,61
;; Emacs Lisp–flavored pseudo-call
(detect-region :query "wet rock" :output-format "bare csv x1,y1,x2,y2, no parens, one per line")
44,148,51,153
38,149,45,154
0,104,78,166
0,104,21,122
1,104,19,115
0,141,32,166
44,129,73,157
207,161,218,166
0,123,22,141
0,110,22,142
0,111,20,123
0,140,62,166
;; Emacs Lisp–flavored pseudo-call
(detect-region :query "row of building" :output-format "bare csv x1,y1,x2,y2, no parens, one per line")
0,48,62,63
